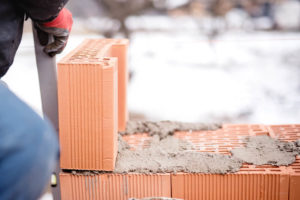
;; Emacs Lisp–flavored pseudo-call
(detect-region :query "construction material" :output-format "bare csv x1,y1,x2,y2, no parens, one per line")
231,135,300,166
115,135,242,174
118,123,300,173
116,134,300,174
58,39,129,170
172,173,290,200
110,42,129,132
121,121,222,139
171,124,300,200
60,124,300,200
60,173,171,200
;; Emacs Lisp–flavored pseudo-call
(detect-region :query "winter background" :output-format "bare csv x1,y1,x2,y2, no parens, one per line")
3,0,300,199
6,0,300,126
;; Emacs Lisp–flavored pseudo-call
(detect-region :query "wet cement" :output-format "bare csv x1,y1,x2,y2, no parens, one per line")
231,136,300,166
115,135,300,174
115,135,242,174
120,121,222,139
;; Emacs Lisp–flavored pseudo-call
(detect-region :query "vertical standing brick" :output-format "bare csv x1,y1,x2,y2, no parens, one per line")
90,39,129,132
58,40,119,170
110,40,129,132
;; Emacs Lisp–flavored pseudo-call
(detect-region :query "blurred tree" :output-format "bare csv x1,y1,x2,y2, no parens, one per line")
94,0,195,37
68,0,296,37
96,0,159,37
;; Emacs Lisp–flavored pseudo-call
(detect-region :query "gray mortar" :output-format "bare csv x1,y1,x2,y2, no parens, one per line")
295,139,300,148
67,129,300,175
120,121,222,139
231,136,300,166
115,135,242,174
115,135,300,174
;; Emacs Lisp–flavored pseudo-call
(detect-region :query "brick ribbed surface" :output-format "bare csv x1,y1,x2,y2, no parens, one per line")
172,173,289,200
59,38,129,132
266,125,300,200
58,39,128,171
110,41,129,132
267,124,300,142
60,173,171,200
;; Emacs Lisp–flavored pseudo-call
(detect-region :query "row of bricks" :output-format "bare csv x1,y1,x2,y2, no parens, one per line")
60,172,300,200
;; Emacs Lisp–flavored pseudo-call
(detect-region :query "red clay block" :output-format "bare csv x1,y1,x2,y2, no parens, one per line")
172,173,289,200
58,39,123,170
289,174,300,200
60,173,171,200
94,39,129,132
110,40,129,132
267,125,300,142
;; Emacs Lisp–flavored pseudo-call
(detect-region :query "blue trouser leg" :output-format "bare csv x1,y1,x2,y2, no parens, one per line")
0,82,59,200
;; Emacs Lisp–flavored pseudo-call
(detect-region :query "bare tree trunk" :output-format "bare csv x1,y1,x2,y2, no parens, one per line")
95,0,155,37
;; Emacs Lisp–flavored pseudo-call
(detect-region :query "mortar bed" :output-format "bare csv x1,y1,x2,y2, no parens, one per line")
65,123,300,175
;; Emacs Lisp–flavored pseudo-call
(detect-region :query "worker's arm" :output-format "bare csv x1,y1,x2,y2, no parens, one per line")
17,0,73,57
17,0,68,22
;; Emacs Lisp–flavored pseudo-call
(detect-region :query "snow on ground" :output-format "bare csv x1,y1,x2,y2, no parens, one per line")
128,30,300,123
4,19,300,126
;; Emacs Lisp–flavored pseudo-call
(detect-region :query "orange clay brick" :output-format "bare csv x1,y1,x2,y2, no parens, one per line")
58,39,125,170
60,173,171,200
267,123,300,200
122,133,151,150
267,124,300,142
290,173,300,200
110,40,129,132
172,173,289,200
94,39,129,131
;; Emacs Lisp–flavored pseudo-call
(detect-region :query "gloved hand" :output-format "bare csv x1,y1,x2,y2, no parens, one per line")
34,8,73,57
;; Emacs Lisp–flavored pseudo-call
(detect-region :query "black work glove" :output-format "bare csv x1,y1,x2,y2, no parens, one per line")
34,8,73,57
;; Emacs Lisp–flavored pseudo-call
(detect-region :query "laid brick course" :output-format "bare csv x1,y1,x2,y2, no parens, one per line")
60,173,171,200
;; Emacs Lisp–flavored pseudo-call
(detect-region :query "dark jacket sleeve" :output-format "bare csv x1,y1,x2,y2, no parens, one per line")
16,0,68,22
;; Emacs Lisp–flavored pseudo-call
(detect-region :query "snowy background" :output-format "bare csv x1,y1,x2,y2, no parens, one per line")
5,19,300,126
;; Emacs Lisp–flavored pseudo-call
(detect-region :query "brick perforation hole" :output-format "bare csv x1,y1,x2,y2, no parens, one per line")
67,40,112,63
122,133,151,150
